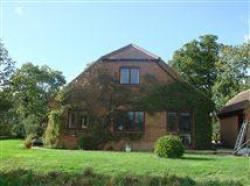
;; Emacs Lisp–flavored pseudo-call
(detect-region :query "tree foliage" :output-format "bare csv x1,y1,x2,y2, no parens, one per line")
0,40,15,87
10,63,66,136
170,35,220,100
170,35,250,110
212,42,250,108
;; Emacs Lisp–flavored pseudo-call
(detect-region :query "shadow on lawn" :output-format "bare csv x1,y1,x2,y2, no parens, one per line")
0,168,243,186
181,156,214,161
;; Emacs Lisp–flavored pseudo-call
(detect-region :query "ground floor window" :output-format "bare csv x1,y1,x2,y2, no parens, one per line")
179,134,192,145
179,113,192,132
68,111,89,129
115,112,144,132
167,111,192,145
167,112,177,132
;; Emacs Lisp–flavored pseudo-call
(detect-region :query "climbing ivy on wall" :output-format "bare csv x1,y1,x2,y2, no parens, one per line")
50,64,213,149
43,108,65,148
136,81,213,149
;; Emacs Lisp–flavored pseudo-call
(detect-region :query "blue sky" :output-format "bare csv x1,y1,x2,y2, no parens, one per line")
1,0,249,82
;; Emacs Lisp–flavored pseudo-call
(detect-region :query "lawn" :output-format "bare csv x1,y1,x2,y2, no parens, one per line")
0,139,249,186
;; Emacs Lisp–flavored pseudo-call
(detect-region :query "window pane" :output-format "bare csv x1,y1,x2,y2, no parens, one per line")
116,112,126,131
135,112,144,130
120,68,129,84
179,113,191,132
81,115,88,129
127,112,134,129
167,112,177,131
115,112,144,131
180,134,191,145
69,112,77,128
130,69,139,84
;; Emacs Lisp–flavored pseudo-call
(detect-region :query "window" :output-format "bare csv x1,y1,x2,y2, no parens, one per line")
68,111,88,129
69,112,78,128
120,67,139,85
179,113,191,132
180,134,191,145
81,115,89,129
116,112,144,131
166,111,192,146
167,112,177,131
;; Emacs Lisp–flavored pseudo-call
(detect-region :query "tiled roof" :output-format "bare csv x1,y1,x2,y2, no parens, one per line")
100,44,160,61
226,89,250,106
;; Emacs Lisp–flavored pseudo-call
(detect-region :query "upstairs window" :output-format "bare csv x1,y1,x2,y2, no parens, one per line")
120,67,139,85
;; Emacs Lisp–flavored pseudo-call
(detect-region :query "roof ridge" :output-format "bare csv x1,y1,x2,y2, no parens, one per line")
100,43,160,60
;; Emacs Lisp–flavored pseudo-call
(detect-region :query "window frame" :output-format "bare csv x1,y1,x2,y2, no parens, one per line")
115,111,145,132
167,112,178,132
179,112,192,132
68,110,88,130
119,67,140,85
166,111,193,145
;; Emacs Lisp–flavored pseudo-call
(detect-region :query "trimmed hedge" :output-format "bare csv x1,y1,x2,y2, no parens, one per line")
154,135,184,158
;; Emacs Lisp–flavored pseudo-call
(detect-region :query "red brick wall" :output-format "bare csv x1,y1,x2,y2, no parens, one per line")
102,61,175,84
62,60,186,150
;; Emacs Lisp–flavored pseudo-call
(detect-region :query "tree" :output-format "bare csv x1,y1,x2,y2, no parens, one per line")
212,41,250,108
10,63,66,136
0,40,15,87
0,40,15,136
170,35,220,100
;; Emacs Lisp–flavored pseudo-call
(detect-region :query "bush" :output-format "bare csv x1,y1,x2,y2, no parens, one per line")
0,122,12,137
23,114,43,137
24,134,35,149
78,120,112,150
154,135,184,158
78,134,97,150
11,122,26,138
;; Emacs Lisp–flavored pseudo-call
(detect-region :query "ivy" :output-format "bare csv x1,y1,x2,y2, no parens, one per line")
136,81,213,149
43,108,64,148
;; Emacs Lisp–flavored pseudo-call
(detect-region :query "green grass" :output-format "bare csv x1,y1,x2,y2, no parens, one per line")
0,139,250,185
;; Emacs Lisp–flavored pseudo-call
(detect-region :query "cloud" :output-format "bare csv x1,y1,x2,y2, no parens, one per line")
14,7,24,16
244,34,250,41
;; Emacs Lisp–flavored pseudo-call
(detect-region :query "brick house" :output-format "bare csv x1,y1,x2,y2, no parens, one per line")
217,90,250,148
60,44,211,150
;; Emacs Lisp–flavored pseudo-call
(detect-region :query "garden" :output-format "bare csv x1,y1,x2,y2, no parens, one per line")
0,139,249,186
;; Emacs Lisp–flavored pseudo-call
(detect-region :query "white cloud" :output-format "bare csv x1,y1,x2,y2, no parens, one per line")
244,34,250,42
14,7,24,16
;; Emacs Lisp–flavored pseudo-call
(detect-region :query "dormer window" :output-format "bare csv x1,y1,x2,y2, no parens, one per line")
120,67,139,85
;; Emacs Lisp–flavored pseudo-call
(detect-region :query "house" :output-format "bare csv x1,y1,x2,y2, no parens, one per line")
217,90,250,148
60,44,212,151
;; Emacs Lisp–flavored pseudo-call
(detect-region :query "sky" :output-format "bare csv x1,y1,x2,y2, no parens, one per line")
0,0,249,82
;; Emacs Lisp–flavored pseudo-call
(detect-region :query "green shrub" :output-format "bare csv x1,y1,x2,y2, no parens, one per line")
43,108,64,148
23,114,43,137
77,120,113,150
0,122,12,137
11,122,26,138
77,134,98,150
154,135,184,158
0,169,244,186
